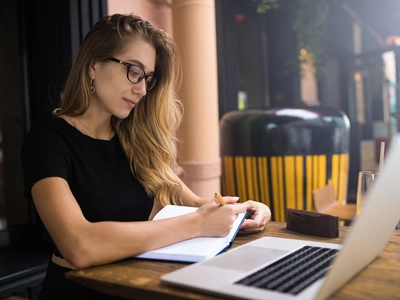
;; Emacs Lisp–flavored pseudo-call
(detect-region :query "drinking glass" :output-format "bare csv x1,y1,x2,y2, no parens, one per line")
356,171,378,215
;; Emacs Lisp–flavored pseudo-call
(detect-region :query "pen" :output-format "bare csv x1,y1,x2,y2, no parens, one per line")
214,192,226,206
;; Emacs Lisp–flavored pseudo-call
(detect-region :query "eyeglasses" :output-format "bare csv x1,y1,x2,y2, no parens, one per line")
107,57,157,92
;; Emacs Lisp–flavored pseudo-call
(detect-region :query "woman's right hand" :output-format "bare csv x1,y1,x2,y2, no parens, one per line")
194,198,247,237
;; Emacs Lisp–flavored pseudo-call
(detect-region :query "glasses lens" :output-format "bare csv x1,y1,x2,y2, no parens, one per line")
145,76,157,91
128,65,145,84
128,65,157,91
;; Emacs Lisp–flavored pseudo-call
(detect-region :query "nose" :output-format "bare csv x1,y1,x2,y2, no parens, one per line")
132,79,147,97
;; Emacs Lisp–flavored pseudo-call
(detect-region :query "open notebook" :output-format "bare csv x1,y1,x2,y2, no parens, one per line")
135,205,246,263
161,133,400,300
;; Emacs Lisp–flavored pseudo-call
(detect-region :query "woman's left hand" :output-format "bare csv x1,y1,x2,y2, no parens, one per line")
238,200,271,234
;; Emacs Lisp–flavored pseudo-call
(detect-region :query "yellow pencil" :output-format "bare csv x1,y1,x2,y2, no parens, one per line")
214,192,226,206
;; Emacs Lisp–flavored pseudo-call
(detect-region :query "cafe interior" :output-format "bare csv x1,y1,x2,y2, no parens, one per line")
1,0,400,299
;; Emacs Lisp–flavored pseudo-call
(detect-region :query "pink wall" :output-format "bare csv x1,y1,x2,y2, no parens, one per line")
107,0,173,35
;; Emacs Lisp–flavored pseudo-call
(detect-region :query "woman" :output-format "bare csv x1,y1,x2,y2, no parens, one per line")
21,13,271,299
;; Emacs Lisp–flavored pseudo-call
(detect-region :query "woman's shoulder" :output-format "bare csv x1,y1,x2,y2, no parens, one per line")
22,117,73,149
23,116,119,151
26,117,70,137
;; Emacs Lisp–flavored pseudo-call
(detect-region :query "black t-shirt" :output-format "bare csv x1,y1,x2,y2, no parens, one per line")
21,117,153,299
21,117,154,247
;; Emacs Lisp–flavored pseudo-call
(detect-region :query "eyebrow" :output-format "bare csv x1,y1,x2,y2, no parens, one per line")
126,59,155,75
127,59,143,67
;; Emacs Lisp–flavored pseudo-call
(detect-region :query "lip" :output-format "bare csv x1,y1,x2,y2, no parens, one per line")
123,98,137,108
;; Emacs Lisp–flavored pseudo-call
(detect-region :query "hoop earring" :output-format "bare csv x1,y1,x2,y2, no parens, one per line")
90,78,95,94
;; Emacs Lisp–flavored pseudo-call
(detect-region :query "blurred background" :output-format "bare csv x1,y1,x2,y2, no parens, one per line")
217,0,400,206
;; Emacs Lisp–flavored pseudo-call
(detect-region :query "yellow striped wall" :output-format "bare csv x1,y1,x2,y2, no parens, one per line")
221,154,349,222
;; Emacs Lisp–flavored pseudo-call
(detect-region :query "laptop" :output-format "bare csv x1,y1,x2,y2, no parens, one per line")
161,133,400,300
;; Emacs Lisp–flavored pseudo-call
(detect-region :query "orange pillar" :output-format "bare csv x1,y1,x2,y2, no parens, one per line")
172,0,221,198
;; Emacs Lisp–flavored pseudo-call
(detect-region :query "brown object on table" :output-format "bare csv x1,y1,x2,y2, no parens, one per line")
286,208,339,238
66,222,400,300
313,184,356,221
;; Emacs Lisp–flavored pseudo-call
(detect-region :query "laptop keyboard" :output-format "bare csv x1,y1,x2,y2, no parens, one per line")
235,245,339,295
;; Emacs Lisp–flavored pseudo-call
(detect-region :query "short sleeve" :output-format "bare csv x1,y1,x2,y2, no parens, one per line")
20,124,70,199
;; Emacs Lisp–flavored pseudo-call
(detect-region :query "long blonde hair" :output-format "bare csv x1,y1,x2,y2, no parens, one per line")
54,14,183,205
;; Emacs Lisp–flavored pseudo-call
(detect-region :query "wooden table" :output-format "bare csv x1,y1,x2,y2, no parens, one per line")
66,222,400,300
